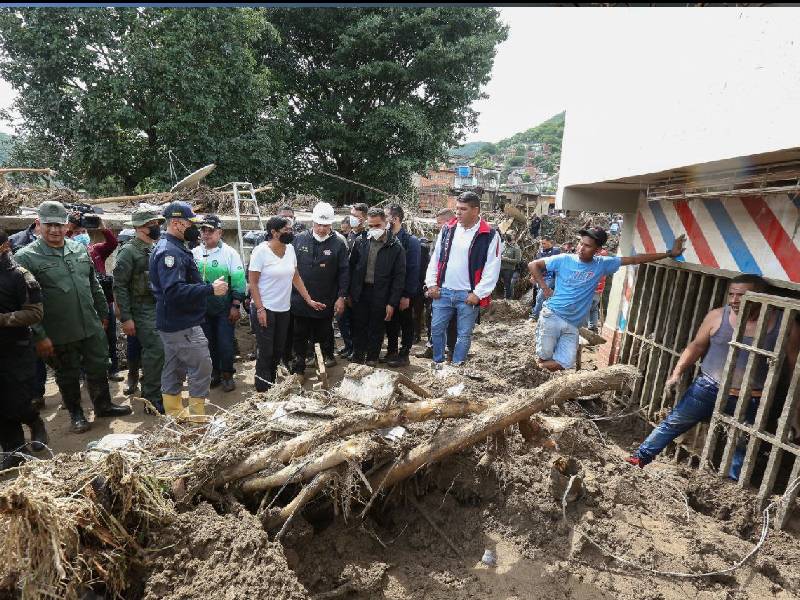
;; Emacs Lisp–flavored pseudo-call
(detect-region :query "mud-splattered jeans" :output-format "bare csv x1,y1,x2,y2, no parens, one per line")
635,374,759,480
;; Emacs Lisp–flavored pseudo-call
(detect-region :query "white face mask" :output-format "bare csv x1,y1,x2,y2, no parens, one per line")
312,231,330,243
348,215,361,228
367,228,384,241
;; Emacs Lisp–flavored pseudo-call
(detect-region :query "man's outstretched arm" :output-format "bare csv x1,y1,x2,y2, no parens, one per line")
620,234,687,266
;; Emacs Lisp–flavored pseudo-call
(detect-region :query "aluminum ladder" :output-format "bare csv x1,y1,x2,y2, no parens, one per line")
231,182,264,264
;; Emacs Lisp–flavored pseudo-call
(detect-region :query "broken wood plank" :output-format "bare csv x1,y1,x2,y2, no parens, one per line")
578,327,607,346
396,373,432,398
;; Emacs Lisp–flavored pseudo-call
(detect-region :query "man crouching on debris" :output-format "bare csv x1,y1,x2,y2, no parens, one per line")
529,227,686,372
627,274,800,480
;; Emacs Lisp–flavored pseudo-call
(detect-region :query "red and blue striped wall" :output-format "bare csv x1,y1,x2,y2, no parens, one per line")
634,193,800,283
618,192,799,334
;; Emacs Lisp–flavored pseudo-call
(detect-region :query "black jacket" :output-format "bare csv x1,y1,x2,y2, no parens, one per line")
348,231,406,307
291,230,349,319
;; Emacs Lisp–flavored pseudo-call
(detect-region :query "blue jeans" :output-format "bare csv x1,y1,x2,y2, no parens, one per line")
583,292,602,330
431,288,480,364
530,276,555,320
500,269,518,300
202,311,236,374
535,307,580,369
636,374,759,480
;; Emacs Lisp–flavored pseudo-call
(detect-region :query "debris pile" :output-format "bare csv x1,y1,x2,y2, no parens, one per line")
0,185,83,216
0,360,636,599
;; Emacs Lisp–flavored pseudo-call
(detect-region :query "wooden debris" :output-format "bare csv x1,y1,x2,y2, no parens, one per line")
315,342,329,390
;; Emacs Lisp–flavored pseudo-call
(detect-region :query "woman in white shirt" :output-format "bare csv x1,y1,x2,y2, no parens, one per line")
248,216,325,391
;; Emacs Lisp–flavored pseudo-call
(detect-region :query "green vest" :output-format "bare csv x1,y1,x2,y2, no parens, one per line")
113,237,156,322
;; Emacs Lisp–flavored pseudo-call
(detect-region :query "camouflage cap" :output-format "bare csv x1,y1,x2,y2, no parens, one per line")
127,207,165,227
37,200,69,225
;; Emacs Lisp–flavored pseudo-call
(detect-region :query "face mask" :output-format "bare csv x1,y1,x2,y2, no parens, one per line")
184,224,200,243
367,228,384,241
147,225,161,241
279,232,295,244
313,232,330,243
348,215,361,228
74,233,90,247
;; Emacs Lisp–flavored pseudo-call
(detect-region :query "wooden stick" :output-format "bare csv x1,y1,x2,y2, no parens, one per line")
217,397,488,485
396,373,433,398
269,470,335,531
89,193,162,205
578,327,607,346
315,343,329,390
240,437,379,493
368,365,637,490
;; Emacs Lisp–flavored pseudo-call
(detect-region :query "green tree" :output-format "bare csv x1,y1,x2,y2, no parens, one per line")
507,155,524,167
0,8,297,193
262,8,508,203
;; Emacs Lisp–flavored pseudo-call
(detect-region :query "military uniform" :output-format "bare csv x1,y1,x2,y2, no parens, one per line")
0,248,47,469
113,208,165,413
149,201,214,419
15,201,132,433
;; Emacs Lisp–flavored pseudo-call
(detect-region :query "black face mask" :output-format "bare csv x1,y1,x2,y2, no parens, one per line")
279,232,295,244
184,225,200,243
147,225,162,241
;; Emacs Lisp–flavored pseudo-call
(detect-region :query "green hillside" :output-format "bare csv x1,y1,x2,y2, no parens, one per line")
448,141,489,158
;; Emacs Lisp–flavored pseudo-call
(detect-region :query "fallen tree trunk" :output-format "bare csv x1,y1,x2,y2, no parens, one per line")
218,397,488,485
240,436,380,494
369,365,637,490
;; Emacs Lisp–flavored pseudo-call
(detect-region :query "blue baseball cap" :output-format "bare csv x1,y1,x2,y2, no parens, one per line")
162,201,200,222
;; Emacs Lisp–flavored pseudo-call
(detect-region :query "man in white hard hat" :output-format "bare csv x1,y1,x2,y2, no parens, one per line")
289,202,349,375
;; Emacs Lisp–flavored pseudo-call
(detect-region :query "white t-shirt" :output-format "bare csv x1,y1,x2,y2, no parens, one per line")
248,242,297,312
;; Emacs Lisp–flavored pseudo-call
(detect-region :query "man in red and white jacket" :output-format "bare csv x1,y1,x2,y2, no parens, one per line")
424,191,502,367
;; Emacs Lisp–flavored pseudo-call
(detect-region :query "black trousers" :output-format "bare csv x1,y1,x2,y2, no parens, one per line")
352,284,389,361
0,345,38,458
292,315,335,374
253,309,291,392
425,297,457,354
386,304,414,355
411,294,425,342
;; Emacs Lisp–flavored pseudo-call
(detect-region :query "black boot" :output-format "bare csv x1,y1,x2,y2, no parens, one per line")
123,359,141,395
209,368,222,389
87,378,133,417
59,380,90,434
26,415,49,452
221,372,236,393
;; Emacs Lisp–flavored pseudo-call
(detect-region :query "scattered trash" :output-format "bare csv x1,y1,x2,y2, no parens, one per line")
481,548,498,567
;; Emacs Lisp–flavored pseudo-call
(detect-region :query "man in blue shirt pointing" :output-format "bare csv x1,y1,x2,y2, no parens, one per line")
529,227,686,372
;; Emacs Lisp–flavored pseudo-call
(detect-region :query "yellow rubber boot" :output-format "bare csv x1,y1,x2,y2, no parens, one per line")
162,393,184,418
187,397,208,423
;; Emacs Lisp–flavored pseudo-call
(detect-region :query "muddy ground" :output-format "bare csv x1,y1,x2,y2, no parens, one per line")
14,302,800,599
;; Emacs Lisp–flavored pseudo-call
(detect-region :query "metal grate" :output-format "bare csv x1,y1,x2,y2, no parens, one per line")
618,262,728,463
700,292,800,529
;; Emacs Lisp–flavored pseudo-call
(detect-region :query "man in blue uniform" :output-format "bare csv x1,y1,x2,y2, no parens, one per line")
149,201,228,420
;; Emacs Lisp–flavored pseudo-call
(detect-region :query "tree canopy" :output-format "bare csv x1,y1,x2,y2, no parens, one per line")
0,7,507,202
261,7,507,203
0,8,296,194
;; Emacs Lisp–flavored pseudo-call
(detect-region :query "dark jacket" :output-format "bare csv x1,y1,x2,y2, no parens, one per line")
394,227,422,299
9,223,37,253
0,252,43,348
536,246,562,280
149,233,213,332
349,231,406,307
435,217,498,307
419,238,432,292
291,230,349,319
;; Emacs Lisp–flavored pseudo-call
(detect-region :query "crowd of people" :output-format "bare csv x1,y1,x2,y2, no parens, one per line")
0,191,689,471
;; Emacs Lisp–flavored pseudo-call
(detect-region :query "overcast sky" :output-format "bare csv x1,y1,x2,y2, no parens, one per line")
0,6,786,145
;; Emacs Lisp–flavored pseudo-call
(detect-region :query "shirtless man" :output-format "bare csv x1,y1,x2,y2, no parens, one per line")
627,274,800,480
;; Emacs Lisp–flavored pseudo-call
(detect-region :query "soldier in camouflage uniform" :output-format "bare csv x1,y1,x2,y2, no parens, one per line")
113,208,166,414
15,201,132,433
